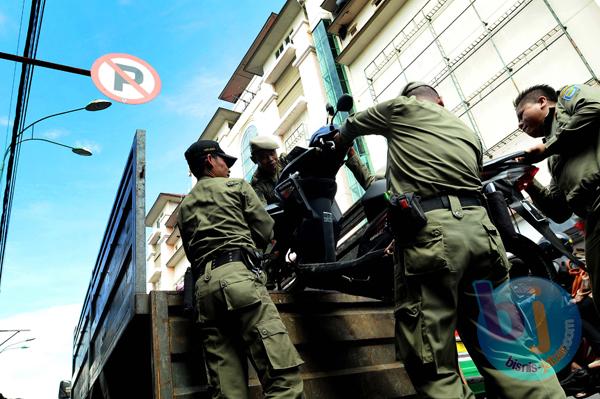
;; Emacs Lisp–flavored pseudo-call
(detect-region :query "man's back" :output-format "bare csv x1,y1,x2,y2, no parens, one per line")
178,176,273,267
342,96,483,197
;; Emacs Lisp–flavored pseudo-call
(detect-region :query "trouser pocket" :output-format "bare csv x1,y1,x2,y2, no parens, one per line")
482,222,511,272
221,272,262,311
403,223,450,276
394,301,434,365
256,318,303,370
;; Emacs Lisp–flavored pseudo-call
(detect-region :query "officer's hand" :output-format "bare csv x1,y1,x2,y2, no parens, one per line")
384,239,395,256
334,133,353,154
524,143,547,163
333,132,343,146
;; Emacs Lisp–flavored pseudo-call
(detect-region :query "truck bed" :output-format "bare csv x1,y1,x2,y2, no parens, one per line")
151,290,416,399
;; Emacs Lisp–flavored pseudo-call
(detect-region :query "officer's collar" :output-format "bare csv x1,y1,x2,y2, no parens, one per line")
254,162,282,181
542,106,556,142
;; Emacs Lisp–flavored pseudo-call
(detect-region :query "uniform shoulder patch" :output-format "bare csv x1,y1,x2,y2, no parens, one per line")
226,180,241,187
560,85,580,101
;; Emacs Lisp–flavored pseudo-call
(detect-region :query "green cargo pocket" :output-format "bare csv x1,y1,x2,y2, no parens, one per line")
403,223,449,276
394,302,433,365
220,275,261,311
256,318,303,370
483,222,510,271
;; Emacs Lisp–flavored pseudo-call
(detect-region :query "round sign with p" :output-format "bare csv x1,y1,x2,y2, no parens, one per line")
91,53,161,104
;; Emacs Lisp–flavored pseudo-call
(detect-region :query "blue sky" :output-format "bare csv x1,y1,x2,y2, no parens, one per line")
0,1,283,396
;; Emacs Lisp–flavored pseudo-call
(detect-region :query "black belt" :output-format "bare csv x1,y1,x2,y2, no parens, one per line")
210,249,244,270
420,194,481,213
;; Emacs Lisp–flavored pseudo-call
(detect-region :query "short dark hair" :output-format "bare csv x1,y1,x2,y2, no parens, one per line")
188,156,212,179
407,85,439,100
513,84,558,108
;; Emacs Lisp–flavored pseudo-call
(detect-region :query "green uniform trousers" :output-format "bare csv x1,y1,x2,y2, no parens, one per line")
195,261,304,399
394,200,566,399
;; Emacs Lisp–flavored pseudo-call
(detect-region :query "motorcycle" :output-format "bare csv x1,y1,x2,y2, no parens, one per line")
264,94,394,300
265,95,581,302
481,150,585,279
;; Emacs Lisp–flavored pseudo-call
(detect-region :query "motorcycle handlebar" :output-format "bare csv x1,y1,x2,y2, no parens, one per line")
483,150,529,170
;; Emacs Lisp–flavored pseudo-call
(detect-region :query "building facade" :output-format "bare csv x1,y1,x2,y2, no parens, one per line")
145,193,187,291
146,0,600,290
320,0,600,172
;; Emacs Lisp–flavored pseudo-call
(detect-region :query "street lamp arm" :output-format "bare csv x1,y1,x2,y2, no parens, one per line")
18,106,86,138
19,137,79,150
2,138,92,164
0,337,35,353
0,345,30,354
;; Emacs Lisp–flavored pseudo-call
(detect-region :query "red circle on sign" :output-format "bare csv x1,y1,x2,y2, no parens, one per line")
91,53,161,104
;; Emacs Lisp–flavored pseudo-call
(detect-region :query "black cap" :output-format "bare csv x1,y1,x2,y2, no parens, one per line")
185,140,237,169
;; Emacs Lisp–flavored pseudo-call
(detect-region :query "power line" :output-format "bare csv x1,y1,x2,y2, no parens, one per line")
0,0,46,290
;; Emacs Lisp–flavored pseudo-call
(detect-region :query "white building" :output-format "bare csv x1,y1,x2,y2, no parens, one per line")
145,193,187,291
201,0,379,211
146,0,600,290
320,0,600,170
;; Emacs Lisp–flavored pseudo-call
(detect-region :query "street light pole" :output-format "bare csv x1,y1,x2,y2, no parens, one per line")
0,337,35,354
0,99,109,178
12,99,110,142
0,99,111,290
17,138,92,156
0,329,30,350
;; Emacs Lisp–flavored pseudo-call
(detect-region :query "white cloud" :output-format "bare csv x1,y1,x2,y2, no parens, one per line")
161,72,226,119
40,128,69,140
0,304,81,399
170,20,207,35
74,140,102,155
18,200,53,219
0,116,12,127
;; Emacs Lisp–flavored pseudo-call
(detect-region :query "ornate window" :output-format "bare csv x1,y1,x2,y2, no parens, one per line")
283,123,307,151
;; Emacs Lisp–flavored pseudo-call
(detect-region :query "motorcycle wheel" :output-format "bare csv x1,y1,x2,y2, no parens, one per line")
504,233,557,281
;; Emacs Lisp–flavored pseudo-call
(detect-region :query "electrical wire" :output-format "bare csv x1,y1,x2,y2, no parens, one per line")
2,0,27,178
0,0,46,290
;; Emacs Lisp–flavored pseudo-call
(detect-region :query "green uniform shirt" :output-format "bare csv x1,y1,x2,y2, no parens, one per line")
250,156,288,206
528,84,600,219
340,96,483,198
178,176,274,268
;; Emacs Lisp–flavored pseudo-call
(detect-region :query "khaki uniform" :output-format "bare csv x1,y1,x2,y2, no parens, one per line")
341,95,565,398
178,176,303,398
250,152,374,206
526,84,600,313
250,156,289,206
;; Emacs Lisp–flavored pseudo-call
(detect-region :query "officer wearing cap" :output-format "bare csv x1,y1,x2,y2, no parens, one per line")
515,83,600,317
177,140,304,398
249,135,375,205
334,82,565,398
249,136,286,205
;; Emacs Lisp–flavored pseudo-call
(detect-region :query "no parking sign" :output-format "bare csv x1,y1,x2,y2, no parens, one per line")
91,53,161,104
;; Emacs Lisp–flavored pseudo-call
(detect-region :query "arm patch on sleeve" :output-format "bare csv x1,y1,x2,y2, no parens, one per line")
560,85,580,101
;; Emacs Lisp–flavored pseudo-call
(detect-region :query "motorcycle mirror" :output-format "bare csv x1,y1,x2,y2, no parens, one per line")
336,94,354,113
326,103,335,116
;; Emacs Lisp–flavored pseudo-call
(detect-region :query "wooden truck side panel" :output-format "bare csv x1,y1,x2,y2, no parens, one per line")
72,130,146,399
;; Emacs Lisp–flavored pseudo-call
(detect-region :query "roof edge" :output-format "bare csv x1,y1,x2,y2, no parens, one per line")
218,13,279,103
